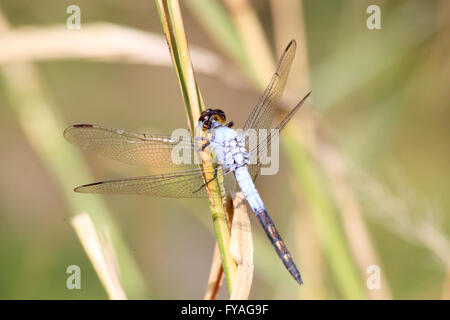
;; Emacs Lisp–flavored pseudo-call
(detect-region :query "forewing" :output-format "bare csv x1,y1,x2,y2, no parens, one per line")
243,40,296,132
64,124,198,168
75,168,237,198
242,40,297,182
247,91,311,181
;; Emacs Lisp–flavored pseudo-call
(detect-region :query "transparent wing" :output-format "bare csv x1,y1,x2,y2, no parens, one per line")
243,40,296,132
247,91,311,181
242,40,297,181
64,124,200,168
74,167,237,198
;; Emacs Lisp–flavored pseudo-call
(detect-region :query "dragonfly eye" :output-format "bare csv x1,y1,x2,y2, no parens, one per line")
199,110,211,130
213,109,226,123
199,109,226,130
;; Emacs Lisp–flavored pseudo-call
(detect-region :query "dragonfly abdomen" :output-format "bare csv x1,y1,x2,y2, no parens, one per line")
234,167,303,285
235,167,264,212
255,208,303,285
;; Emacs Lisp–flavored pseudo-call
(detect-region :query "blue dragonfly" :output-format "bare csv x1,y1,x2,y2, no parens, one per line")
64,40,311,285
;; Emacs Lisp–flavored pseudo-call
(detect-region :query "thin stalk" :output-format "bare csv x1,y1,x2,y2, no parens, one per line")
155,0,237,294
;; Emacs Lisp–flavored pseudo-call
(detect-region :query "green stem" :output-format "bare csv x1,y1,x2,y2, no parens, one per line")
155,0,237,294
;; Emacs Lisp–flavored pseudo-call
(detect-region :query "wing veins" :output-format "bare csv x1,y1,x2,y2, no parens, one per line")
243,40,297,131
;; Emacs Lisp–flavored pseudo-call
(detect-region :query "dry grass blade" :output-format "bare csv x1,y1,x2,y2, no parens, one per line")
229,192,254,300
72,213,127,300
0,23,226,79
203,244,224,300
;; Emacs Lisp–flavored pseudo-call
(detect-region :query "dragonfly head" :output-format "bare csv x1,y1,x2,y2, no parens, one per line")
199,109,226,131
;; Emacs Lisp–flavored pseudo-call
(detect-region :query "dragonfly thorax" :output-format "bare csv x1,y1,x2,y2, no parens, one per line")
209,126,249,172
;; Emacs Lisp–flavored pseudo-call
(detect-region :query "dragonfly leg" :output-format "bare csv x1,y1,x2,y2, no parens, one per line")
193,139,211,153
200,141,211,151
193,164,219,194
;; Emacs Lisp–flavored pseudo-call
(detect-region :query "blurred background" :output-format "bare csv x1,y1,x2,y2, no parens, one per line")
0,0,448,299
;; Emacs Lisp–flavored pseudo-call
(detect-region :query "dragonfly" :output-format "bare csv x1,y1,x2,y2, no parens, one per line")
64,39,311,285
